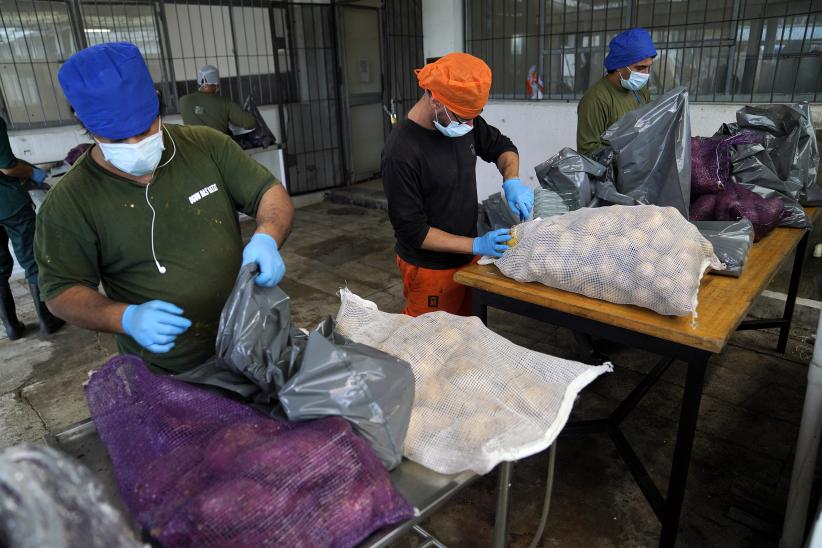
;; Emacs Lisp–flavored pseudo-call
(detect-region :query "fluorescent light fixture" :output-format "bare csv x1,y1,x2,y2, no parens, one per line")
84,28,111,33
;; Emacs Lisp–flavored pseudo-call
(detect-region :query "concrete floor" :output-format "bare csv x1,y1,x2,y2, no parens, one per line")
1,198,821,547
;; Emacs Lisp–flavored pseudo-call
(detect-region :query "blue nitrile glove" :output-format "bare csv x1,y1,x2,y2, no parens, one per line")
502,178,534,220
242,233,286,287
122,300,192,354
473,228,512,258
31,167,47,185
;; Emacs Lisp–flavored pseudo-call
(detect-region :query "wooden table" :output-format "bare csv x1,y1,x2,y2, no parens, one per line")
454,209,818,548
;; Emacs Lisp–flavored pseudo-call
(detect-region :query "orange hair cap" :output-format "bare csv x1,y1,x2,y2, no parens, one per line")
415,53,492,120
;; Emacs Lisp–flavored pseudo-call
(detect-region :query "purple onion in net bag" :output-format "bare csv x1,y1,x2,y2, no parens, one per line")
689,180,785,241
690,132,763,196
85,355,414,548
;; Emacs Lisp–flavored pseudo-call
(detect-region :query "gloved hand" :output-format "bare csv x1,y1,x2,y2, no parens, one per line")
502,178,534,221
473,228,511,258
122,300,192,354
242,233,286,287
31,167,47,185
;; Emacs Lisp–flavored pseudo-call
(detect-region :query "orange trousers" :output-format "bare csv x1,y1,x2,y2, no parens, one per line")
396,255,479,317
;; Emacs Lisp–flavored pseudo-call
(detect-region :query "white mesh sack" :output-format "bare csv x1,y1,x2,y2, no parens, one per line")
335,289,611,475
496,205,722,317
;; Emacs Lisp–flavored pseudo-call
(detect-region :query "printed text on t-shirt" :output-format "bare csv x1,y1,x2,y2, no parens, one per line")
189,184,219,205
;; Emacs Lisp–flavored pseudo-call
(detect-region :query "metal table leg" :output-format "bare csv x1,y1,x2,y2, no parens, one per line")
778,231,809,353
493,461,514,548
658,350,711,548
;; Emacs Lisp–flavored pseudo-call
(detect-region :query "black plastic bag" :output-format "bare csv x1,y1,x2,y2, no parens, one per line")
177,264,414,470
600,86,692,217
232,95,277,150
534,147,602,209
693,219,754,277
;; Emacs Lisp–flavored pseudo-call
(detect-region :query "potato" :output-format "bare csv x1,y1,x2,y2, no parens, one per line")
204,421,283,474
636,262,656,280
135,445,203,504
188,479,279,534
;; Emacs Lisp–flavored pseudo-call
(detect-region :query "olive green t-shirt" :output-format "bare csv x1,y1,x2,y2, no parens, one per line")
576,77,651,156
34,124,277,373
0,117,34,220
180,91,256,134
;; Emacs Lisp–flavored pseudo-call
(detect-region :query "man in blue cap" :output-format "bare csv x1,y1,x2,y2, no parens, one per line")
576,28,657,155
34,42,294,373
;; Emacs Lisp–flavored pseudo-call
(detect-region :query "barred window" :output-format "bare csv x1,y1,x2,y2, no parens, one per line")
465,0,822,103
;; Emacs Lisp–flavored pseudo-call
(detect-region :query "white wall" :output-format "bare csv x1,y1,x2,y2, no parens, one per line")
7,105,285,165
422,0,463,60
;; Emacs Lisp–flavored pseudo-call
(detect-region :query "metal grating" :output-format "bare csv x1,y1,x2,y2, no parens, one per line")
465,0,822,103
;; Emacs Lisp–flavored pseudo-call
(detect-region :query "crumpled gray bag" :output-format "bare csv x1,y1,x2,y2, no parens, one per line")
534,147,602,210
734,102,821,207
279,317,414,471
599,86,692,217
177,264,414,470
693,219,755,277
0,444,144,548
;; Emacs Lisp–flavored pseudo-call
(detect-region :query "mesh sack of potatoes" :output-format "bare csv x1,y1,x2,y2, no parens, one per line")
334,289,611,475
497,205,722,317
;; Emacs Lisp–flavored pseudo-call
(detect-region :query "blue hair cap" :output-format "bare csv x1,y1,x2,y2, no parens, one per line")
59,42,159,140
604,28,657,72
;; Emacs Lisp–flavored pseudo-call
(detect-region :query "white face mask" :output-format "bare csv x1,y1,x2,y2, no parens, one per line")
433,106,473,138
97,123,165,176
619,68,650,91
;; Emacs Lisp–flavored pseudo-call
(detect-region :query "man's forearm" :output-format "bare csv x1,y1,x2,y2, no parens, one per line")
46,285,127,334
255,184,294,246
496,151,519,181
420,227,474,254
0,160,34,179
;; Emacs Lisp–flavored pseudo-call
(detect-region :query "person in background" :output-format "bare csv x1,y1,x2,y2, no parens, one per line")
35,42,293,373
180,64,256,135
0,116,64,339
382,52,533,317
576,28,656,155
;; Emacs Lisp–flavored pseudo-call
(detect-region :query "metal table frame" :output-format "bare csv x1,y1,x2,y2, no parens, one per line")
470,230,810,548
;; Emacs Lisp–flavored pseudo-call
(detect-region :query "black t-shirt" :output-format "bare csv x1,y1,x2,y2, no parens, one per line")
381,116,518,269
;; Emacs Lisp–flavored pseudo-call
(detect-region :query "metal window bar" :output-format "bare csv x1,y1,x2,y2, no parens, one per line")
464,0,822,103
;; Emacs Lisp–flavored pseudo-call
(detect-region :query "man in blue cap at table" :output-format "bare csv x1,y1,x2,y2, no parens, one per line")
577,28,657,156
34,42,294,373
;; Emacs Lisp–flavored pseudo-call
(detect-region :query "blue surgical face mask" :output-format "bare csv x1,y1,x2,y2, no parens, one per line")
433,107,473,138
97,123,165,176
619,68,650,91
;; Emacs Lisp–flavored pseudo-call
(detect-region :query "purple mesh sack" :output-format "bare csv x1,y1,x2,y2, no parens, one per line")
689,180,785,241
690,132,762,196
85,355,414,548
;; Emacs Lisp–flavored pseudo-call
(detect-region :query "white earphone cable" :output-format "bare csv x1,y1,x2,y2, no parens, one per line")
144,123,176,275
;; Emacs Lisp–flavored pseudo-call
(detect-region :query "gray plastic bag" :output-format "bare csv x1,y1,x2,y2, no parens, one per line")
735,102,822,206
693,219,754,277
480,191,519,230
728,143,811,229
0,444,144,548
177,264,414,470
279,317,414,471
600,86,692,217
534,147,601,209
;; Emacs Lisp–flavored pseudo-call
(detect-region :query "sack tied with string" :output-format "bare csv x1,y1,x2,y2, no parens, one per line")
496,205,722,317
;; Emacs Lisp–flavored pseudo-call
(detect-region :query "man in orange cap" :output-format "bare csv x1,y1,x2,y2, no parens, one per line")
382,52,532,317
